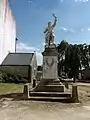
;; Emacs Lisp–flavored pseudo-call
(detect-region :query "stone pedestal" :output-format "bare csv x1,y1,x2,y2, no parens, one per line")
29,44,71,102
32,44,64,92
42,44,58,80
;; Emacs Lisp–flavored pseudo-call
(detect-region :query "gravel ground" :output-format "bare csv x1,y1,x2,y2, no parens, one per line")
0,100,90,120
0,83,90,120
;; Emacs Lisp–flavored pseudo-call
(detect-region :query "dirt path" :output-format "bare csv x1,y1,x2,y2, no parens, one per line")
0,83,90,120
0,100,90,120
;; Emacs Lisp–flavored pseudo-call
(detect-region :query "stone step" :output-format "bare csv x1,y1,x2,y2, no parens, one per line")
49,83,62,85
30,92,71,97
33,85,64,92
29,96,71,102
46,84,61,86
53,80,60,83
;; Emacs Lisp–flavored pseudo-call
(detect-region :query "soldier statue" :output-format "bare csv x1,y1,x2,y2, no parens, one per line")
44,13,57,46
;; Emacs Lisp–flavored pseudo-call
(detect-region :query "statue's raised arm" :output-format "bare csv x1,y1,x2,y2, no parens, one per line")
52,13,57,28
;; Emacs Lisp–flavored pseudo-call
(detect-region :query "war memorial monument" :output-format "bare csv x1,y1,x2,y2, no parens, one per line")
24,14,78,102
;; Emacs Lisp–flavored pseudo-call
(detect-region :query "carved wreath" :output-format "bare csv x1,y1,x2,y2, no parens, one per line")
46,58,54,67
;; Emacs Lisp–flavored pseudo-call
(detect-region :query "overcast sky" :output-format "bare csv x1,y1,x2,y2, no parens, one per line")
9,0,90,65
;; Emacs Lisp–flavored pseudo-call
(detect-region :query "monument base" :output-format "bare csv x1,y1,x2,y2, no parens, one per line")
31,78,64,92
29,45,71,102
29,81,71,102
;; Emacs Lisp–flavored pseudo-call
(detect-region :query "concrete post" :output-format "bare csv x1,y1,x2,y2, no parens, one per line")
71,84,79,103
65,82,69,89
23,83,30,99
33,78,36,88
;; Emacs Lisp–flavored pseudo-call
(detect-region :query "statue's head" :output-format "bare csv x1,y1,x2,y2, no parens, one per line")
48,22,52,26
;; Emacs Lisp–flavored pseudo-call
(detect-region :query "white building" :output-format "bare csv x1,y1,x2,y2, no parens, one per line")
0,0,16,64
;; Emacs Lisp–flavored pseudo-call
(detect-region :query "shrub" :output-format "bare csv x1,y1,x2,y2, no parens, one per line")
0,71,28,83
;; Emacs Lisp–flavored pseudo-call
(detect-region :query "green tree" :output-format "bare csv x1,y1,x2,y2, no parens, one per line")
57,40,68,76
57,40,90,82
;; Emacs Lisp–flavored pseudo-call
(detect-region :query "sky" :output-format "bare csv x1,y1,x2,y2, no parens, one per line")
9,0,90,65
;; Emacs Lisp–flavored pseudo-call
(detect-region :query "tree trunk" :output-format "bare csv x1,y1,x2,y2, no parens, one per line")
73,75,76,83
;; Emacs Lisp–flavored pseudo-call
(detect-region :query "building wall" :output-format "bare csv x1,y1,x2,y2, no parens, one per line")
0,0,16,64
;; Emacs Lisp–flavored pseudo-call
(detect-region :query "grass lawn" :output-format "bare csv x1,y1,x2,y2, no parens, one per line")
0,83,32,95
0,83,24,95
0,83,33,100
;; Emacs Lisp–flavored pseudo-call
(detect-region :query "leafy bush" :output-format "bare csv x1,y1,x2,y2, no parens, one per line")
0,71,28,83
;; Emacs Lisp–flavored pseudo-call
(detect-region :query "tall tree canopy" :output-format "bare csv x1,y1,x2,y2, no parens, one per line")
57,40,90,81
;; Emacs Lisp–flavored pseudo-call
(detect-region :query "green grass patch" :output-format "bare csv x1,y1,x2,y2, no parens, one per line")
0,83,32,100
0,83,24,95
0,83,32,95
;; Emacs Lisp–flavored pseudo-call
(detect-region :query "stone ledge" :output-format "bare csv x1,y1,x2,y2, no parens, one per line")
30,91,71,97
32,85,64,92
42,47,58,56
28,96,72,103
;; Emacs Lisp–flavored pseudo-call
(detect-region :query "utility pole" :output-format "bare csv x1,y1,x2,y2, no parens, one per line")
15,38,18,53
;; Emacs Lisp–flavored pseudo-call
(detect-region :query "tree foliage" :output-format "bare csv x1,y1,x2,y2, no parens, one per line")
57,40,90,81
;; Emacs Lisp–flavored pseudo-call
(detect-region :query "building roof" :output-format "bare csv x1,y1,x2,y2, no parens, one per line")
1,53,34,65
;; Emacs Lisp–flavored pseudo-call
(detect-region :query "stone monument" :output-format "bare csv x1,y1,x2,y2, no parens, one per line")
43,13,58,80
29,14,71,102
